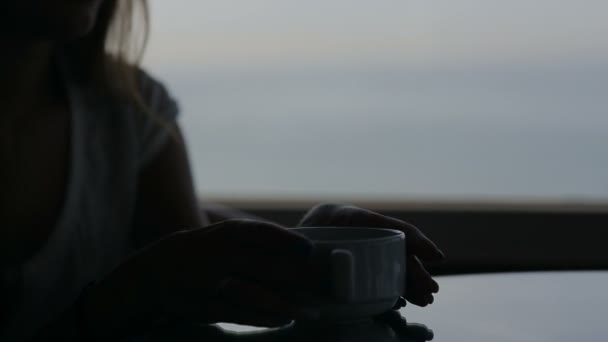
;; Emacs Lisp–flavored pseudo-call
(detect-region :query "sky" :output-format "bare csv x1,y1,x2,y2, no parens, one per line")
144,0,608,70
140,1,608,201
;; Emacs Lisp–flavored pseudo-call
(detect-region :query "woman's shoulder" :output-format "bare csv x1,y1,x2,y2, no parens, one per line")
64,57,181,167
131,67,179,120
125,66,181,167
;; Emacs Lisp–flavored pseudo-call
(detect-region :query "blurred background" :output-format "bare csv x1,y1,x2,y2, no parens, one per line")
143,0,608,205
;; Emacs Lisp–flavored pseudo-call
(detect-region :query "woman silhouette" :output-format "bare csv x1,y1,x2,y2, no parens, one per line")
0,1,442,340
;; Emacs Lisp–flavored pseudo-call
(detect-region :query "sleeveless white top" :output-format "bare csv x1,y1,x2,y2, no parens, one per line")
0,56,180,341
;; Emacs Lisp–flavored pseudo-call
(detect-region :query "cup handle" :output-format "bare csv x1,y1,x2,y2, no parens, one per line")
331,249,355,303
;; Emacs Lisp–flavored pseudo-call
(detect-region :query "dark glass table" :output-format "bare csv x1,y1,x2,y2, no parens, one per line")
147,272,608,341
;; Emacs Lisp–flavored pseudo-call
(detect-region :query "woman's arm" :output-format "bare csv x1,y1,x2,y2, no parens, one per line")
29,130,201,341
203,202,270,224
30,220,318,341
132,125,209,247
29,259,155,342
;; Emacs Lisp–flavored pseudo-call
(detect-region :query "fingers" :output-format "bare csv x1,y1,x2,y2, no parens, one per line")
338,207,444,262
180,220,321,300
406,255,439,307
226,250,321,293
392,296,407,310
215,278,320,322
217,220,314,258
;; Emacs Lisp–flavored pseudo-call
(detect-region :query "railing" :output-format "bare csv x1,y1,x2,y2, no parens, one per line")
203,199,608,275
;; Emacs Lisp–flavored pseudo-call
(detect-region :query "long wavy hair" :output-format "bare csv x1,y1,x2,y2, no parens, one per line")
66,0,150,106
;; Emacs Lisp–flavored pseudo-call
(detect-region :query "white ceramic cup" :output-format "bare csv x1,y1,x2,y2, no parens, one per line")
292,227,406,321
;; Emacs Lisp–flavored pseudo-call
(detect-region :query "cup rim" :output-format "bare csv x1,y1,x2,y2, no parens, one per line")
292,227,405,245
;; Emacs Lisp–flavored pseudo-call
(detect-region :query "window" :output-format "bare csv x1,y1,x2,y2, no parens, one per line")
145,1,608,202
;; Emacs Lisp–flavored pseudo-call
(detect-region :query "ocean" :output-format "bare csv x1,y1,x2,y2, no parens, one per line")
153,63,608,201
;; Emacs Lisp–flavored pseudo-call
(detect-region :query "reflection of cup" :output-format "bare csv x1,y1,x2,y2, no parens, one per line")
292,227,406,321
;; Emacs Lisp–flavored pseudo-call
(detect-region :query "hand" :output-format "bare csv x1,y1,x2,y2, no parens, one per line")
88,220,321,334
299,204,444,307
